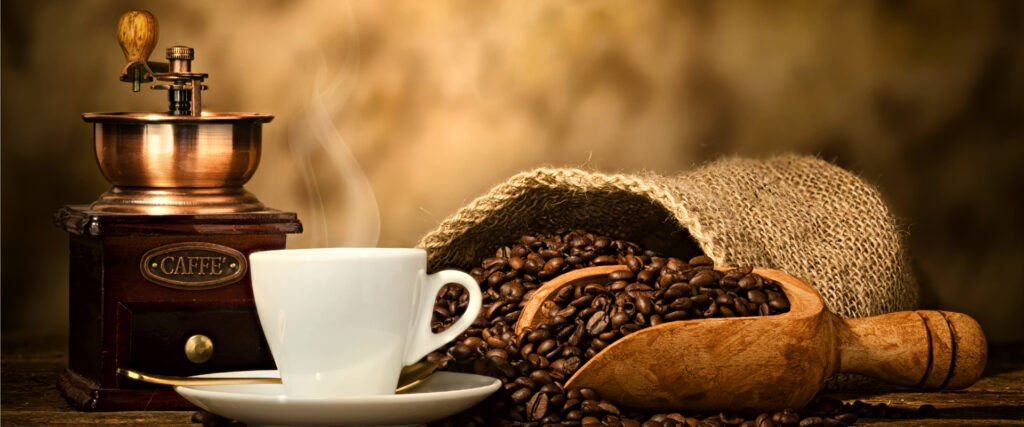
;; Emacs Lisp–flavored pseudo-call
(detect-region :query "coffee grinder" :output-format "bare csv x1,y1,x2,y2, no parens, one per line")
54,10,301,410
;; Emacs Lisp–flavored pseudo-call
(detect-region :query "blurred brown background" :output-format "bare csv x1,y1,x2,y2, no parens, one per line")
2,1,1022,344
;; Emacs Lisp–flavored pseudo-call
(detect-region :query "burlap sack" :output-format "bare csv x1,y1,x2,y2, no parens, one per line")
418,155,917,318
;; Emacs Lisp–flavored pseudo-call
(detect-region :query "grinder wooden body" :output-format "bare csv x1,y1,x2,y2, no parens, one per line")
517,266,987,413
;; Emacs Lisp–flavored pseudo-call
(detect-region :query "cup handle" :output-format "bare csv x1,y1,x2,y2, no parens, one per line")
403,269,483,365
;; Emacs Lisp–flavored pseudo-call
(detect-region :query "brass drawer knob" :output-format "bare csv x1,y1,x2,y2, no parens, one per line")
184,334,214,364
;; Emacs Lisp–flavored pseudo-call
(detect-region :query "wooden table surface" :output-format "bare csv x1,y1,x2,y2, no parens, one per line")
2,334,1022,426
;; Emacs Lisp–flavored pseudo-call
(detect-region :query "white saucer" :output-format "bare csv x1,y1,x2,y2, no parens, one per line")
175,370,501,426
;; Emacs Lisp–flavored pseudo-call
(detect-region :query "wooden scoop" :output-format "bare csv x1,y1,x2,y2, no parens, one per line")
516,266,987,413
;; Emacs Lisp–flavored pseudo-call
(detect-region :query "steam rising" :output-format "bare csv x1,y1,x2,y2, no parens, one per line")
287,37,380,248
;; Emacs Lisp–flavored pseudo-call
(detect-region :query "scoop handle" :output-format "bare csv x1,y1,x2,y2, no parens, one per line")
836,310,987,389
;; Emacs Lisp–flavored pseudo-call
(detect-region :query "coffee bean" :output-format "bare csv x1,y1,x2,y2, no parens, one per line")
486,270,505,288
619,300,637,315
549,315,568,328
598,330,619,341
586,311,610,335
690,270,716,288
513,376,535,389
566,388,583,401
716,293,734,306
499,282,525,300
611,311,631,329
450,343,473,361
669,297,692,311
768,291,790,311
610,279,630,292
657,273,677,288
485,301,505,320
506,256,525,271
538,383,562,395
527,392,549,420
570,294,595,308
636,295,653,315
704,301,720,317
554,304,577,318
690,294,711,306
565,409,583,421
738,276,757,290
529,369,553,385
620,323,642,336
598,401,621,415
567,322,585,346
663,282,689,300
527,329,551,344
637,269,657,283
425,351,447,366
553,286,574,306
609,269,636,281
741,286,765,303
624,254,643,273
543,257,565,274
689,255,714,266
519,341,535,357
562,398,581,412
734,299,752,316
579,388,600,400
798,416,824,427
770,410,798,426
581,399,602,416
482,257,507,271
823,418,845,427
485,348,508,360
493,358,517,378
526,353,548,368
578,306,598,321
626,283,655,299
536,339,557,356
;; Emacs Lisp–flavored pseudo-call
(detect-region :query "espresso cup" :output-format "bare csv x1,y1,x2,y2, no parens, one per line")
249,248,482,398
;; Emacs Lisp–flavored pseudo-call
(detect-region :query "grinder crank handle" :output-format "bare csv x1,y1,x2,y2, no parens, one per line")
117,10,169,88
118,10,157,68
834,310,987,390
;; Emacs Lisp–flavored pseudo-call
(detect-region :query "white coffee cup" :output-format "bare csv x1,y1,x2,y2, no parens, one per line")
249,248,482,398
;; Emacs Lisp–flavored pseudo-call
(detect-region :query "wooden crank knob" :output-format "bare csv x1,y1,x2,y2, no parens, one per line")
837,310,987,390
117,10,158,67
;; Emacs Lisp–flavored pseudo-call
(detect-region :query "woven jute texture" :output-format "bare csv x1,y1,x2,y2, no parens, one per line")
418,155,918,318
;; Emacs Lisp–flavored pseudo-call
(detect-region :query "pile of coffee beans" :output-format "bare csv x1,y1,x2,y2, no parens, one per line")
190,229,941,427
427,229,822,425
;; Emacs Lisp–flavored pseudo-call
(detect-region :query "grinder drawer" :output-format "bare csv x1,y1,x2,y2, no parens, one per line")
119,304,275,384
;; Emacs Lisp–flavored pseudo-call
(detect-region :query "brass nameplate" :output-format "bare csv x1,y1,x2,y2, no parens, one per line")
140,242,247,290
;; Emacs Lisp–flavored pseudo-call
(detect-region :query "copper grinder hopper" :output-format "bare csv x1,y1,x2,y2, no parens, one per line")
85,11,272,214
